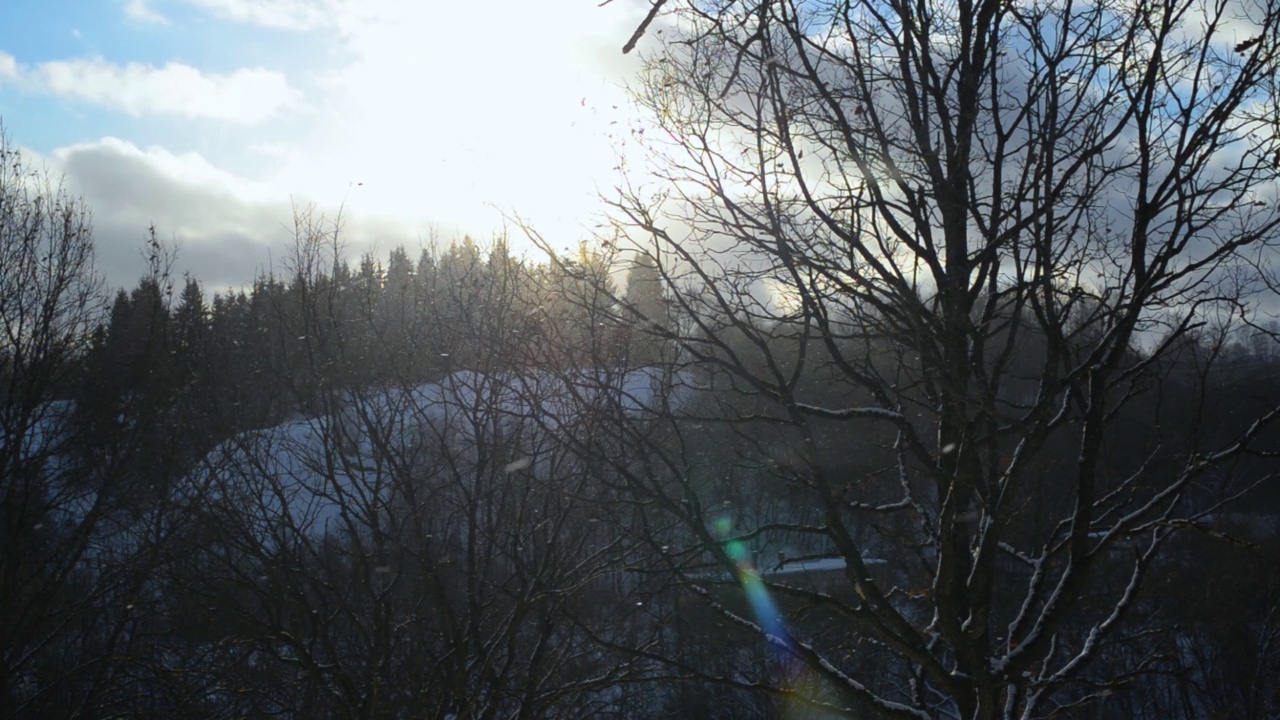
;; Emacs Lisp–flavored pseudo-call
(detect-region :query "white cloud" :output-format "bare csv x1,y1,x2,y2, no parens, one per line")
28,58,298,123
46,138,430,291
124,0,170,25
181,0,345,30
0,52,16,80
58,137,274,201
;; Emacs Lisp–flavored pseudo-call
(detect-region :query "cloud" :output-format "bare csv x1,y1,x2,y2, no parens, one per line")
48,138,442,291
26,58,298,123
181,0,345,30
124,0,170,25
0,52,17,80
50,139,282,289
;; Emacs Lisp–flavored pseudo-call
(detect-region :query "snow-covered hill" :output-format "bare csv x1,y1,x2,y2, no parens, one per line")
183,367,695,536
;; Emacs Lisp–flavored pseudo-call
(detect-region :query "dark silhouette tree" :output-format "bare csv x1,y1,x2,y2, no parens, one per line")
622,251,675,367
548,0,1280,716
0,124,139,717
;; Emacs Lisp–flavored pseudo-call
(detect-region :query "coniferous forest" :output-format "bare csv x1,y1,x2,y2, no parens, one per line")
8,0,1280,717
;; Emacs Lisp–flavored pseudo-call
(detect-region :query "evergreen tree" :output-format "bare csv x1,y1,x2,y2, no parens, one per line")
623,252,673,367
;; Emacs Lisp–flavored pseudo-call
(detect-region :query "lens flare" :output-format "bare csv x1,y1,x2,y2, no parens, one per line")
722,535,788,641
715,515,821,715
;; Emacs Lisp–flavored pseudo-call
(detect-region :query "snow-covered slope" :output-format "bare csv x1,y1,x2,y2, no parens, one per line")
184,367,695,536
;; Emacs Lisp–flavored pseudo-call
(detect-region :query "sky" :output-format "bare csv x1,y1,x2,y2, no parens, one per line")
0,0,650,291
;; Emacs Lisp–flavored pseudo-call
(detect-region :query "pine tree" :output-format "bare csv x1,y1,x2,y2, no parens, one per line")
623,252,672,367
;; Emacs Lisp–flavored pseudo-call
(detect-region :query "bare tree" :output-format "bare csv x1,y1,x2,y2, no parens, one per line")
560,0,1280,716
0,125,135,716
166,218,650,719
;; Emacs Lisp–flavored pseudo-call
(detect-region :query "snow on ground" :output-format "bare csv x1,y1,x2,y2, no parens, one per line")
185,367,696,536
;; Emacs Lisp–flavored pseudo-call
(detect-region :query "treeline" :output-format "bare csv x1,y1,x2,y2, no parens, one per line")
69,228,668,475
